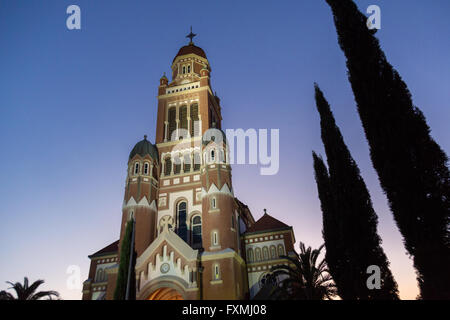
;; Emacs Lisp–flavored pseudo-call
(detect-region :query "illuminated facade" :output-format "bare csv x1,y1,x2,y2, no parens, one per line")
82,33,296,300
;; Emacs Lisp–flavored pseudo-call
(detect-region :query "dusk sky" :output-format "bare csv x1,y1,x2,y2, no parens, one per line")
1,0,449,300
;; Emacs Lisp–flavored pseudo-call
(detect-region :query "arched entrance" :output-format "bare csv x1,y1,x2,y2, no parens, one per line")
147,287,183,300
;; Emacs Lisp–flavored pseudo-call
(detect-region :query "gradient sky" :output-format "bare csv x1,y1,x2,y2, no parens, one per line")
1,0,449,300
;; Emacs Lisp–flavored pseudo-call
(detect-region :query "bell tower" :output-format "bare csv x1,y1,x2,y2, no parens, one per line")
151,30,247,299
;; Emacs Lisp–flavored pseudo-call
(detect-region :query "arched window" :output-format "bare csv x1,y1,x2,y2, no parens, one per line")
190,104,199,137
220,149,225,163
259,272,276,288
177,202,188,242
144,162,149,175
96,269,103,282
182,66,186,74
187,65,191,73
164,157,172,176
263,247,269,261
191,215,202,248
255,248,262,262
211,197,216,209
278,245,285,257
193,153,201,171
210,149,215,162
270,245,277,259
134,162,140,175
247,248,254,263
168,107,176,141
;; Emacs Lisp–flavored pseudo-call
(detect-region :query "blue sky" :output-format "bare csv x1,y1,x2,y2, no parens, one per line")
0,0,449,299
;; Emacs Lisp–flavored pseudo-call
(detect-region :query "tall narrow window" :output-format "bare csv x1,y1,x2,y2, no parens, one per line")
211,197,216,209
187,65,191,73
164,157,172,176
271,245,277,259
214,264,220,280
231,214,235,230
174,156,181,174
255,248,262,261
247,248,254,263
179,105,188,137
278,245,285,257
177,202,188,242
168,107,176,141
263,247,269,261
182,66,186,74
96,269,103,282
190,103,199,137
210,149,215,162
183,154,191,173
212,231,219,246
144,163,149,175
191,215,202,248
193,153,201,171
134,162,139,175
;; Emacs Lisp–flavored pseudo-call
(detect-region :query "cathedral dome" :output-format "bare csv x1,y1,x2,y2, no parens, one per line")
129,136,159,161
173,43,207,62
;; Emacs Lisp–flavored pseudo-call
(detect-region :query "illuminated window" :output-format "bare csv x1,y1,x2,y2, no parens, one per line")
214,264,220,280
212,231,219,246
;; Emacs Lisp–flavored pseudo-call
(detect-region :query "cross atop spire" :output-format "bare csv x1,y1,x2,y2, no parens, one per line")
186,26,197,45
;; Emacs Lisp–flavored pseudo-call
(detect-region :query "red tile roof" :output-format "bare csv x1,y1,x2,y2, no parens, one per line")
246,213,291,234
89,240,119,258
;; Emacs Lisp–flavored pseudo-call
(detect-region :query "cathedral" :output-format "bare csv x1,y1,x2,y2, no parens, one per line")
82,32,297,300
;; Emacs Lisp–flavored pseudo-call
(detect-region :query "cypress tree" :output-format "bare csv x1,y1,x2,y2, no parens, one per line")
312,152,349,299
114,220,136,300
313,84,399,299
325,0,450,299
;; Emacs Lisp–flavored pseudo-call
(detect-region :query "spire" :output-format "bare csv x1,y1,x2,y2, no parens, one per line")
186,26,197,45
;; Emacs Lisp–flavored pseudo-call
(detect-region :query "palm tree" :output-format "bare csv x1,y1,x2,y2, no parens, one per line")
0,277,59,300
269,242,337,300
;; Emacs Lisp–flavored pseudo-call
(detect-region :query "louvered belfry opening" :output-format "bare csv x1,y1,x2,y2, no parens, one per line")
190,103,199,137
168,107,176,141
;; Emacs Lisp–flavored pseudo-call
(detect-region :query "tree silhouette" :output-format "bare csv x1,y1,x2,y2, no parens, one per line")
0,277,59,300
269,242,337,300
313,84,399,299
325,0,450,299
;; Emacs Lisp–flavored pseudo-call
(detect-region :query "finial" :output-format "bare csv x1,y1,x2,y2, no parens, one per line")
144,135,147,140
264,208,267,215
186,26,197,45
